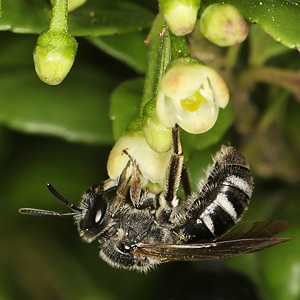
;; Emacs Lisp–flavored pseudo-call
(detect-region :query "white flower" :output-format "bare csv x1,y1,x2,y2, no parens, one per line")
156,61,229,134
107,133,172,187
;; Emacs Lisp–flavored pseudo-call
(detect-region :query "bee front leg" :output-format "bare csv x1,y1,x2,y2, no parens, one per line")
123,150,156,210
109,177,130,218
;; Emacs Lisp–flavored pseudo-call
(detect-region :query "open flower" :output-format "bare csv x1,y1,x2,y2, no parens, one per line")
107,133,172,188
156,59,229,134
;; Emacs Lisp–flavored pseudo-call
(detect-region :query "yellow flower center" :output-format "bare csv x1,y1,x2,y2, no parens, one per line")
180,86,206,112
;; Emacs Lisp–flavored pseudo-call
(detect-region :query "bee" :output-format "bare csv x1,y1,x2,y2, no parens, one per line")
19,126,290,272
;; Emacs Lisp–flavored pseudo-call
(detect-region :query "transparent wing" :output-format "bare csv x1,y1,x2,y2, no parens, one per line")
132,220,290,263
216,220,289,240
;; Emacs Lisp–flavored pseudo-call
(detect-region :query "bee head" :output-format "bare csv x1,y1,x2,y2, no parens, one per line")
76,185,108,242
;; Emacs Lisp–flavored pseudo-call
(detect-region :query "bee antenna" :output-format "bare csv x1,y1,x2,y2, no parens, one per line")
46,183,82,213
19,208,78,217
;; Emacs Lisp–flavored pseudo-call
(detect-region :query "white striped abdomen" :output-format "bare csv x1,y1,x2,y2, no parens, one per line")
175,146,253,242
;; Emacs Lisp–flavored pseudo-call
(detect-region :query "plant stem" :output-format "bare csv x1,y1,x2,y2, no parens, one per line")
170,32,191,60
49,0,69,32
141,13,170,110
240,66,300,100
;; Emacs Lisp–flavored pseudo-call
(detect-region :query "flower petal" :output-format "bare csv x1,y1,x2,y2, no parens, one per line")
107,133,172,186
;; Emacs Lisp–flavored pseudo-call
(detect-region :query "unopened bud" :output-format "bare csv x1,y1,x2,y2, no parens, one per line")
159,0,201,36
200,4,249,47
142,100,172,153
34,0,78,85
33,30,78,85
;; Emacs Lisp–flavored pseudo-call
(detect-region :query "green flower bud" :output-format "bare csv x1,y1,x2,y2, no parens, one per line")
156,59,229,134
33,30,77,85
34,0,78,85
142,100,172,153
159,0,201,36
107,133,172,187
200,4,249,47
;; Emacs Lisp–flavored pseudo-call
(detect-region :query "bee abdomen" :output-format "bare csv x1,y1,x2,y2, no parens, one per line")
179,147,253,242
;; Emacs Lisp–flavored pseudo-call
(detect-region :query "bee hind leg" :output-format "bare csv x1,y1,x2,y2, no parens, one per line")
156,125,187,224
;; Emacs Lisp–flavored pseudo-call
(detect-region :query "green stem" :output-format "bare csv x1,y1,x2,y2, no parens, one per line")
49,0,69,32
141,16,191,111
128,13,192,141
170,32,191,60
141,13,170,110
257,90,289,133
226,44,241,71
240,66,300,100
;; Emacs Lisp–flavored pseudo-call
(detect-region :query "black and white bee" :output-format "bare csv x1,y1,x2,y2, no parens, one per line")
19,126,289,272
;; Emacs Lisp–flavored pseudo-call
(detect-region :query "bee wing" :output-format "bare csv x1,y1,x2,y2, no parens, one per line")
132,220,290,263
216,220,289,241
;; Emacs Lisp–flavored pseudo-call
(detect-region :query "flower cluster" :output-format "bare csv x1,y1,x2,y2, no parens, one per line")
106,3,244,186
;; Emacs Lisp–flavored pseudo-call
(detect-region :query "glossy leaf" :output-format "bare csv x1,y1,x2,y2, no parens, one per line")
203,0,300,50
0,0,155,36
248,24,293,66
87,30,148,73
0,64,116,144
109,78,144,140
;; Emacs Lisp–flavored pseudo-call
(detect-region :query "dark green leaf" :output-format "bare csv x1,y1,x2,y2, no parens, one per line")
109,78,144,140
248,24,293,66
203,0,300,50
0,32,36,67
0,64,116,144
185,144,220,190
0,0,155,36
87,30,148,73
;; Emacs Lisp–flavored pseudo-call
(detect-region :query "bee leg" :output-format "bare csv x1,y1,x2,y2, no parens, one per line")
156,125,184,224
109,176,130,218
123,150,156,209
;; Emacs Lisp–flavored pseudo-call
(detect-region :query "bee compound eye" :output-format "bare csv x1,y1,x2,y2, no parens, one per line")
95,209,102,223
93,194,107,226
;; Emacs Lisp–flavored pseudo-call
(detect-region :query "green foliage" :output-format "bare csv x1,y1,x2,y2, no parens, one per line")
0,0,155,35
0,1,300,300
